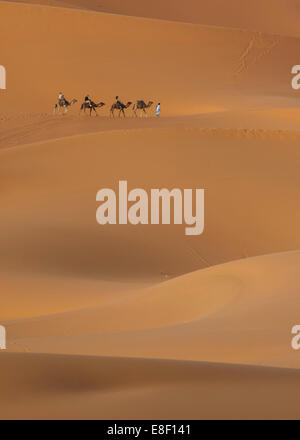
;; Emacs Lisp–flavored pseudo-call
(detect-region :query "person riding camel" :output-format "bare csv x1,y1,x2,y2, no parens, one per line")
85,95,91,107
85,94,98,108
115,96,122,107
58,92,70,107
58,92,65,103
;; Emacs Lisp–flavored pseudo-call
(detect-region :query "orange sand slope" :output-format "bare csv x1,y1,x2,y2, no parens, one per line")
4,251,300,372
6,0,300,37
2,0,300,420
1,127,300,289
1,1,300,117
4,107,300,151
1,353,300,420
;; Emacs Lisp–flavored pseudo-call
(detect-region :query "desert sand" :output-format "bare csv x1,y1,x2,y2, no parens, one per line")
6,0,300,37
1,0,300,419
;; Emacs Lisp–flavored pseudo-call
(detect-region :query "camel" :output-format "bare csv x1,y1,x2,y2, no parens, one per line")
110,101,132,118
54,98,77,114
80,101,105,116
133,100,154,117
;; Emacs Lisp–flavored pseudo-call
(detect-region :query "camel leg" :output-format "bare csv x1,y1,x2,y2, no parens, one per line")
143,108,148,118
90,107,96,117
93,107,98,117
54,103,61,115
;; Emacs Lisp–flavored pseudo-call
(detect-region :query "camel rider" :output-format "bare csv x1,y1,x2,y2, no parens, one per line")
58,92,66,105
115,96,122,107
85,95,92,107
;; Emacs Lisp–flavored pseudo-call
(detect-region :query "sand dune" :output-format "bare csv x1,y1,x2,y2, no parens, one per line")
1,352,300,419
2,0,300,420
1,127,300,286
1,1,300,118
2,124,300,364
3,106,300,151
6,0,300,38
4,252,300,371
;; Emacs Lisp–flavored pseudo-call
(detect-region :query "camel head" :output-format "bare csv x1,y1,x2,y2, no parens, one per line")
97,102,105,107
70,99,78,105
147,101,154,107
126,102,133,108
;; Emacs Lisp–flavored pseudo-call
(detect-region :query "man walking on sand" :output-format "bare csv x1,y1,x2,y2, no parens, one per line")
156,102,161,117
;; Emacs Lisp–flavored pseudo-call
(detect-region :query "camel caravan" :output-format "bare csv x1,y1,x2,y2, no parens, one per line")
53,93,160,118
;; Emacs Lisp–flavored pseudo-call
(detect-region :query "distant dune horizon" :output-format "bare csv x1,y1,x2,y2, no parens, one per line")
5,0,300,38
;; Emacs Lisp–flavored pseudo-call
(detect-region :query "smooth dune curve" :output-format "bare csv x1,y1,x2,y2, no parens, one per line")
4,251,300,371
1,353,300,419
